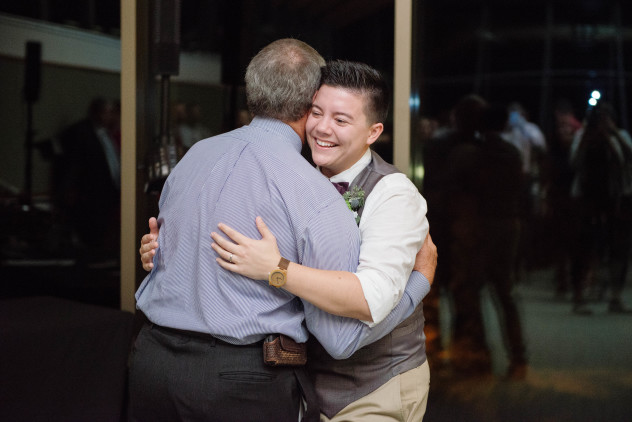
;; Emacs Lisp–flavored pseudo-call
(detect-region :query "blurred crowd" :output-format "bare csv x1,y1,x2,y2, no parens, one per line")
44,99,215,264
419,94,632,379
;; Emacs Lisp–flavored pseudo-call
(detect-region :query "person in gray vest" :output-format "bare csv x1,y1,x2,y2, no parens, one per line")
137,55,436,420
198,60,432,421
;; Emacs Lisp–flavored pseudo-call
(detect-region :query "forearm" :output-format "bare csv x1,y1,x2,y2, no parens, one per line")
285,263,372,321
212,217,371,320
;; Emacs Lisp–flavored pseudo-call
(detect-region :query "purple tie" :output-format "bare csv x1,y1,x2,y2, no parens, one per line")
331,181,349,195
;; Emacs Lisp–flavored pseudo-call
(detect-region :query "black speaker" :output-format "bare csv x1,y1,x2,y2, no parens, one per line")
24,41,41,102
151,0,181,76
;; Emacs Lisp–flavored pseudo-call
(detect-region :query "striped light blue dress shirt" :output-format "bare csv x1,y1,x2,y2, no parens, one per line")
135,117,427,359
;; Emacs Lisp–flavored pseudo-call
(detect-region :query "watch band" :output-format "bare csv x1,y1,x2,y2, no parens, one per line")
278,257,290,271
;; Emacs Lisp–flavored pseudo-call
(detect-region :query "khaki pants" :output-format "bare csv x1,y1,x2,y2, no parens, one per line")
320,361,430,422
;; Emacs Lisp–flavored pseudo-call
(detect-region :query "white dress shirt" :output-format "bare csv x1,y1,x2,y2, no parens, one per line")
329,148,429,325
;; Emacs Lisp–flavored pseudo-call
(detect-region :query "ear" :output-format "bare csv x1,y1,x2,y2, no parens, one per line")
366,122,384,146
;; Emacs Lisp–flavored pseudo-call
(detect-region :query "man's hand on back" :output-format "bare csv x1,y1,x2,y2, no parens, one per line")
139,217,159,271
414,233,437,285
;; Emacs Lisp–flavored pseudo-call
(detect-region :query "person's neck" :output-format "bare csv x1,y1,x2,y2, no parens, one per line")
284,114,309,144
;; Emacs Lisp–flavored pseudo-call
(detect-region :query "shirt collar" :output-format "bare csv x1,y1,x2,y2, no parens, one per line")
327,148,372,184
249,116,303,154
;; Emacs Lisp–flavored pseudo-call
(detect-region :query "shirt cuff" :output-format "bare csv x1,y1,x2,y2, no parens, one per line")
406,271,431,307
359,270,431,328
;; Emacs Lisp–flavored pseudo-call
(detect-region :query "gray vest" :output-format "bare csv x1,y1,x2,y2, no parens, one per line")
308,150,427,418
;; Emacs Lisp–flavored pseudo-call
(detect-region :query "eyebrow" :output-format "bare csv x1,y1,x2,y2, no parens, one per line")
334,111,354,120
312,104,355,121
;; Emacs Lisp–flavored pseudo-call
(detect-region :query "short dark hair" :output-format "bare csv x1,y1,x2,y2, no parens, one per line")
320,60,390,124
245,39,325,121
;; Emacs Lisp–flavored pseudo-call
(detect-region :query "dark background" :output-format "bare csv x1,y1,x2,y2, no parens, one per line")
1,0,631,304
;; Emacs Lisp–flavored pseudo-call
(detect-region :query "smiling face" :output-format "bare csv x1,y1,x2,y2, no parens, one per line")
307,85,383,178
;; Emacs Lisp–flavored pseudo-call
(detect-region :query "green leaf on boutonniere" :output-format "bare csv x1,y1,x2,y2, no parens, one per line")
343,185,365,224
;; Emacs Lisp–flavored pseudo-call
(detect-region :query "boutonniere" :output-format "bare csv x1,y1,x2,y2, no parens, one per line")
343,185,365,224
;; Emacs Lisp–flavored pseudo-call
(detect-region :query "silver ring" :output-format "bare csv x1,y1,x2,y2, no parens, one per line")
229,253,233,263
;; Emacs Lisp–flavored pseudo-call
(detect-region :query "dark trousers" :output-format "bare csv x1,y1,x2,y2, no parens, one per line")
129,324,310,422
448,216,490,369
483,218,525,364
449,217,525,369
570,196,632,303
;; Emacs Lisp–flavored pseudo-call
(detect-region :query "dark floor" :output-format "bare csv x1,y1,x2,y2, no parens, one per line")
426,268,632,422
0,260,121,308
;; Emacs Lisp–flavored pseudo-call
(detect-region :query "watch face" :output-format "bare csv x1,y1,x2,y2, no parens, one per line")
269,269,287,287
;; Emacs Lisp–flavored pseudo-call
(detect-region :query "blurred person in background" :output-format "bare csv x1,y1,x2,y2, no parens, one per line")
546,99,583,298
502,102,547,279
568,102,632,314
56,97,120,262
424,94,493,376
479,103,528,379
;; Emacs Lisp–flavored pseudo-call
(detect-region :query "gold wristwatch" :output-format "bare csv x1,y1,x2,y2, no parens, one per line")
269,257,290,288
